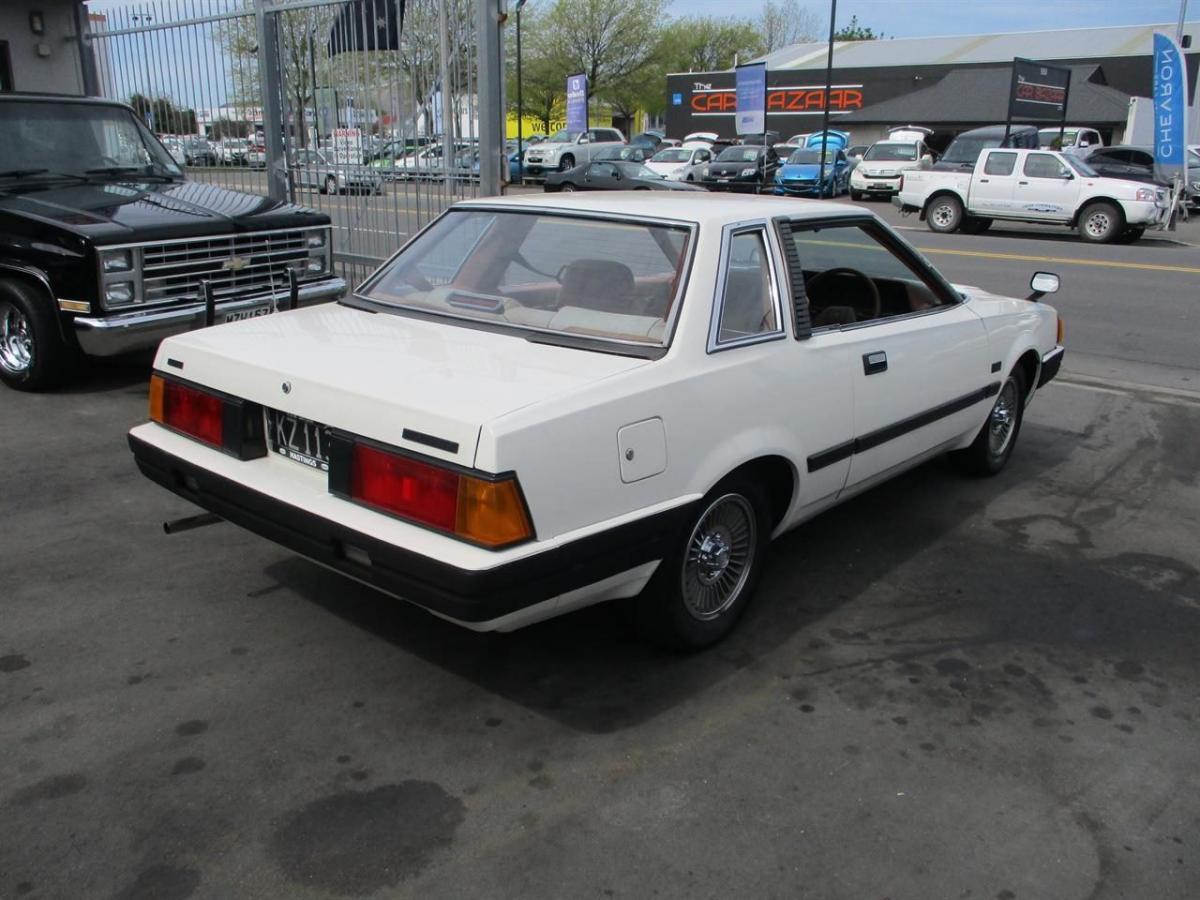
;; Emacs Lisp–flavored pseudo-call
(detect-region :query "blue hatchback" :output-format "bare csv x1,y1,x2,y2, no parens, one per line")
773,148,849,197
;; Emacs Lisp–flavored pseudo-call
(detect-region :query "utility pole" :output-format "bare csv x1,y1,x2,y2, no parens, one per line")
1177,0,1189,42
818,0,837,197
516,0,526,184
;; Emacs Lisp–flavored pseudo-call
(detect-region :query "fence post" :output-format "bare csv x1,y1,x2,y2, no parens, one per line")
476,0,503,197
255,0,289,204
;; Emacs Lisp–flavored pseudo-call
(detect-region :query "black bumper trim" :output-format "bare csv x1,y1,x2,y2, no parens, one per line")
1038,347,1064,388
129,434,694,624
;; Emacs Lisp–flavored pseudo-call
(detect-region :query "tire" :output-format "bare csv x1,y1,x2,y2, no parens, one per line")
951,367,1027,476
324,174,339,195
926,194,964,233
559,155,575,172
0,279,77,392
961,216,992,235
559,182,576,192
1078,201,1122,243
850,189,863,201
632,475,771,651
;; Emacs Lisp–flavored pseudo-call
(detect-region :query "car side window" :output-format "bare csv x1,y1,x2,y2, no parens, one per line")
785,221,958,329
712,229,781,347
983,152,1017,176
1023,153,1071,178
1130,150,1154,166
589,162,617,179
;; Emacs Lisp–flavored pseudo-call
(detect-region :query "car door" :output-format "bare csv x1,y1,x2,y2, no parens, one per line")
780,217,992,490
708,223,855,509
1012,152,1080,220
969,150,1019,214
582,161,618,190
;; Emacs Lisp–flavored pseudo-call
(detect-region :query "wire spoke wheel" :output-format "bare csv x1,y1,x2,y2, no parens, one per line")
988,377,1019,457
0,301,34,375
680,493,757,622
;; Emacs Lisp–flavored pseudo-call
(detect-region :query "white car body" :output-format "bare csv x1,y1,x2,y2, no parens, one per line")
645,146,714,181
1037,126,1103,150
897,147,1169,238
850,140,933,197
683,132,719,143
129,193,1063,642
521,128,626,177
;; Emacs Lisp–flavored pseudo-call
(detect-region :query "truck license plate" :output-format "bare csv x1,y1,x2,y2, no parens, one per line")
223,305,274,323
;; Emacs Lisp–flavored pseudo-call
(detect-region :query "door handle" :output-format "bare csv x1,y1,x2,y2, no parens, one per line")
979,178,989,182
1018,180,1029,185
862,351,888,375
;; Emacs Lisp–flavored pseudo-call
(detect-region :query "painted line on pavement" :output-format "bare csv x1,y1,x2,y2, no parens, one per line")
1055,373,1200,407
915,245,1200,275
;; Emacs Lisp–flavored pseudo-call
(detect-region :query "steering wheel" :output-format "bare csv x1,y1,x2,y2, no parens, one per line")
805,266,881,321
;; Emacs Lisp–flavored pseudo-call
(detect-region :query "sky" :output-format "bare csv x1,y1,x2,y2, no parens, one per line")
670,0,1192,38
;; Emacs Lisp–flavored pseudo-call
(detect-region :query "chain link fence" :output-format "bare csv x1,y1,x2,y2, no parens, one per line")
86,0,501,288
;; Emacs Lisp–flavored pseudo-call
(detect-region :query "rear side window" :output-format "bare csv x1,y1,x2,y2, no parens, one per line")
1023,153,1071,179
713,230,780,347
984,152,1016,175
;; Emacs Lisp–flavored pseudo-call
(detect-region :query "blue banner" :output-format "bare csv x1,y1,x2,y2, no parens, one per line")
566,73,588,133
1153,32,1189,179
735,63,767,135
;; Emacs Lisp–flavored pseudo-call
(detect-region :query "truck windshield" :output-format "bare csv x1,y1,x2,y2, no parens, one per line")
0,101,183,183
863,143,918,161
1063,155,1099,177
358,209,693,349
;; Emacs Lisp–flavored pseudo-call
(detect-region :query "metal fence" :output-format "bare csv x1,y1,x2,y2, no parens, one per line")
84,0,503,288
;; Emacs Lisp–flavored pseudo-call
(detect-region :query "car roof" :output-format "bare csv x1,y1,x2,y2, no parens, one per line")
455,192,866,227
956,124,1037,137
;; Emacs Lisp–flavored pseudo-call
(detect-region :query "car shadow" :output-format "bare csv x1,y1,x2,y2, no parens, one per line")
266,437,1088,735
58,352,154,395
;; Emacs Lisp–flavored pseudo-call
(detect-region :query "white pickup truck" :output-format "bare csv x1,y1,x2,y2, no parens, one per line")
895,147,1169,243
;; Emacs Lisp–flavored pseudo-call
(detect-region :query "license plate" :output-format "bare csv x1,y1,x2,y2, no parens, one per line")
266,409,329,471
223,304,274,324
718,178,730,183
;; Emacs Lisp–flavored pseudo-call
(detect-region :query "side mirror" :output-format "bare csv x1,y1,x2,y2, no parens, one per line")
1028,271,1060,300
1062,171,1075,180
920,154,933,166
578,135,590,144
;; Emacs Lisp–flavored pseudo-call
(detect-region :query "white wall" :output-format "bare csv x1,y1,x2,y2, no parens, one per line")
1,0,86,95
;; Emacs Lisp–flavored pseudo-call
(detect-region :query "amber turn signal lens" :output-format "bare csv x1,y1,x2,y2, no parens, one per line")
456,477,534,548
1057,316,1065,345
148,374,165,424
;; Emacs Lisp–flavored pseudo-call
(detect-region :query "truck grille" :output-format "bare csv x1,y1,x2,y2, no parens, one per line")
138,228,319,306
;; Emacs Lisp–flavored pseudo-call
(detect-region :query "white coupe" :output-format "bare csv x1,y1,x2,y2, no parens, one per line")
129,194,1065,649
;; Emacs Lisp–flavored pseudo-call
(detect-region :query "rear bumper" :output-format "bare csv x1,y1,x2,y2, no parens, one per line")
1038,345,1064,388
73,276,346,358
128,433,691,625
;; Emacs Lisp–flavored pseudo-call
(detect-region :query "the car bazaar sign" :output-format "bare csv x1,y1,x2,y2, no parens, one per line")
1008,57,1071,122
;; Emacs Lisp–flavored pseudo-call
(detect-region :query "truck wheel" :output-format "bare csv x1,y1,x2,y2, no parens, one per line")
850,189,863,201
926,194,964,233
951,367,1027,476
559,155,575,172
961,216,992,234
0,279,76,392
1079,201,1122,243
632,475,771,651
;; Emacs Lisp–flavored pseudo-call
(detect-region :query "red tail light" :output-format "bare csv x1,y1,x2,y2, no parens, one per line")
344,442,534,548
151,375,223,447
148,374,265,459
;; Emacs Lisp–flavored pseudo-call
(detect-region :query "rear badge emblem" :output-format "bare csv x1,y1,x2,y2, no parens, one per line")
282,381,292,394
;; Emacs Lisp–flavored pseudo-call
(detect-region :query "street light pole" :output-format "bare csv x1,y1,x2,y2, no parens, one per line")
818,0,837,197
516,0,526,184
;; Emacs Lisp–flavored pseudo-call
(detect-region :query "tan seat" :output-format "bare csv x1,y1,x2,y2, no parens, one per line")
556,259,636,314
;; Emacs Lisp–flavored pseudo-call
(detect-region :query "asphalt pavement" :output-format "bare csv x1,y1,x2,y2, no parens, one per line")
2,180,1199,900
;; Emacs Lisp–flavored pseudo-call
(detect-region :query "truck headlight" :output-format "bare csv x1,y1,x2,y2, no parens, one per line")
740,167,756,177
101,249,133,272
105,282,135,306
306,231,326,248
1135,187,1156,202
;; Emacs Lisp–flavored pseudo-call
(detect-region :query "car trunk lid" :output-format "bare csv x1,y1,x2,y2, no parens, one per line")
154,302,650,469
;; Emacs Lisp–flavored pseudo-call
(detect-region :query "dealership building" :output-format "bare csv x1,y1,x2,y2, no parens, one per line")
664,22,1200,150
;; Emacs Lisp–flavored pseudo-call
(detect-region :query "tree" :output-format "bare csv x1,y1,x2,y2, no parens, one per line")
759,0,822,54
129,93,197,134
834,15,884,41
658,17,765,73
536,0,667,103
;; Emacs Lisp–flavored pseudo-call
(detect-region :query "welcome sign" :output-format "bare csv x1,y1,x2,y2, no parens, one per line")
735,63,767,135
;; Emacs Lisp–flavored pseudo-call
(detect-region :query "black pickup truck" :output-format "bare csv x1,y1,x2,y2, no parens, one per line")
0,93,346,391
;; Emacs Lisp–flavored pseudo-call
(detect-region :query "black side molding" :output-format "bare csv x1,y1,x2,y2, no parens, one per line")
807,382,1001,473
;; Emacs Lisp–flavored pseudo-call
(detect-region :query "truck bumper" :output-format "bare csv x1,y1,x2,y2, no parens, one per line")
73,276,347,358
892,196,921,214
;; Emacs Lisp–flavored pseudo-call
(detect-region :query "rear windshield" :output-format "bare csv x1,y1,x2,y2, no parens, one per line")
941,136,1001,164
717,147,762,162
863,142,918,161
653,148,692,163
786,150,824,164
359,210,693,347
